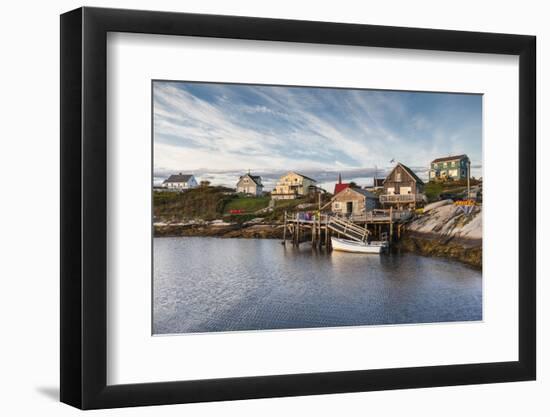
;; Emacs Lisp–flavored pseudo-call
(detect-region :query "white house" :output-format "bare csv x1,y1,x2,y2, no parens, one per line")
236,173,263,196
162,173,198,190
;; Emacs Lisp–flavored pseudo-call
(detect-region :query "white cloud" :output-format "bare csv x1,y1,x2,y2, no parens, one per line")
153,82,482,180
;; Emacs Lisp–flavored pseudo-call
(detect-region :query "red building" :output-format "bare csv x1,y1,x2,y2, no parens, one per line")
333,173,350,195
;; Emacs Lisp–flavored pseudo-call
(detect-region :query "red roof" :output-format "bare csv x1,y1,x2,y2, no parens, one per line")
334,183,350,195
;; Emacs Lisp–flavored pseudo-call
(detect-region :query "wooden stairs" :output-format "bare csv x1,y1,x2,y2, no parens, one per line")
327,216,370,243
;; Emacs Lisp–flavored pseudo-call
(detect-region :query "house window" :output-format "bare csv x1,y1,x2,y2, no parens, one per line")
395,172,402,182
334,202,340,209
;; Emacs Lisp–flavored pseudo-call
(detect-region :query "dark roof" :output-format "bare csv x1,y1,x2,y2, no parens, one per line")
384,163,424,185
334,187,377,199
350,187,378,198
240,174,262,186
431,154,468,163
400,164,424,185
163,173,194,183
291,172,317,182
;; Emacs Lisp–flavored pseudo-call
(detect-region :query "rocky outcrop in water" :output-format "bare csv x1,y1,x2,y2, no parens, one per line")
398,201,482,269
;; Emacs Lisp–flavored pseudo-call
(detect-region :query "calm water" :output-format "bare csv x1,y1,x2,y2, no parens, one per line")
153,237,482,334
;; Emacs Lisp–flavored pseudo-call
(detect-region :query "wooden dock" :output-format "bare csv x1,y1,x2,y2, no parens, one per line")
283,208,410,249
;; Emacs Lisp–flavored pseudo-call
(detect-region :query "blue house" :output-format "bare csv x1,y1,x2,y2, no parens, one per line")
429,154,470,182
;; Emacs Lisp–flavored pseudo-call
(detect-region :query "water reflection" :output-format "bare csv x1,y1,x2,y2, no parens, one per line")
153,237,482,334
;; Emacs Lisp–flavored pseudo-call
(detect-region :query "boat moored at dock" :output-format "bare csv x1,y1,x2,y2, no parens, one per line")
331,237,388,254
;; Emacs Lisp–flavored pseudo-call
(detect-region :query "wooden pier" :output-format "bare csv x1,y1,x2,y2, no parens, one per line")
283,208,410,249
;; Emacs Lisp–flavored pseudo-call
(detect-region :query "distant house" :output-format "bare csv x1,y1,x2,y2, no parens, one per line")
271,172,317,200
236,173,263,196
380,163,425,209
331,187,379,216
365,177,385,192
162,173,198,190
373,178,385,188
429,154,470,182
333,173,350,195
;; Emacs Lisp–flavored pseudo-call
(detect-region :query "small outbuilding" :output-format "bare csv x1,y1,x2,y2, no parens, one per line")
331,187,379,216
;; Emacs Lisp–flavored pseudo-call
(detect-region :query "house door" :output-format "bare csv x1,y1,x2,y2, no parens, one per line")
346,202,353,213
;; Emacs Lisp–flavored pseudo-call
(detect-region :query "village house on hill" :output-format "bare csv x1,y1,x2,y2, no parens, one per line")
236,173,263,196
380,163,425,209
271,172,317,200
429,154,470,182
331,187,379,216
162,173,198,190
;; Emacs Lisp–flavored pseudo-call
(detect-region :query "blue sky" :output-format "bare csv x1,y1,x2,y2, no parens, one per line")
153,81,482,189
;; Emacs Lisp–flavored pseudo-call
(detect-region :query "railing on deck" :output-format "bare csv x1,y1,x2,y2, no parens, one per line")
379,194,424,203
290,209,413,226
347,209,413,223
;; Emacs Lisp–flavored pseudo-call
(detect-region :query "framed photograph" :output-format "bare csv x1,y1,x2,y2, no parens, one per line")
60,7,536,409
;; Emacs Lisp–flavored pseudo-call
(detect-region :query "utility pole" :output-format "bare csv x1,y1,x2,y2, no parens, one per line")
467,159,471,200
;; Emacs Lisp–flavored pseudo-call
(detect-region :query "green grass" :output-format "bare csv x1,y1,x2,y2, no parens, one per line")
424,182,443,202
153,186,235,221
223,195,270,213
154,187,332,223
274,199,302,209
424,181,476,202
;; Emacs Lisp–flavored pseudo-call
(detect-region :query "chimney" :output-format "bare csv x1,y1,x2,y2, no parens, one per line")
338,173,342,184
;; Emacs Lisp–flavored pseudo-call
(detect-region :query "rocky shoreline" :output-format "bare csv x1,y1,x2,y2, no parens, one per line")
155,201,482,269
397,232,482,269
397,201,482,269
154,222,285,239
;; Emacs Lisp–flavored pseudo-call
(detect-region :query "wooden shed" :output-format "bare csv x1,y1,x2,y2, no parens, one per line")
331,187,379,216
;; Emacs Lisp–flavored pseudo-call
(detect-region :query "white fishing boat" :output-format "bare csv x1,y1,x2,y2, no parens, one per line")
331,237,388,254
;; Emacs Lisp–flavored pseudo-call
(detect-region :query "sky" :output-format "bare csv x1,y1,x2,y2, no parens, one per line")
153,81,482,190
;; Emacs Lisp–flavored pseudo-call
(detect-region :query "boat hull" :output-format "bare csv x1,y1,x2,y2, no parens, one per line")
331,237,387,254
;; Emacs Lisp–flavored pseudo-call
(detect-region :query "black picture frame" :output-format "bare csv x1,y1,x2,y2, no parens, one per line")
60,6,536,410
